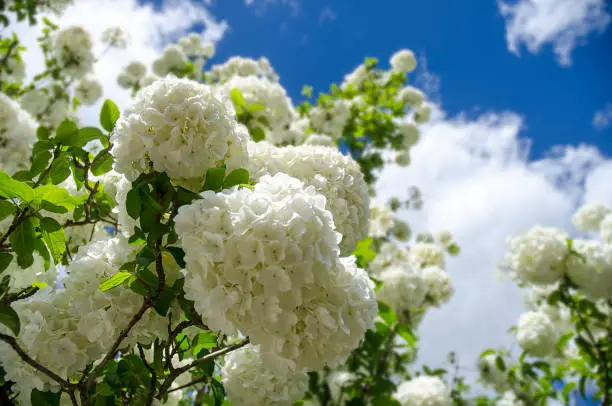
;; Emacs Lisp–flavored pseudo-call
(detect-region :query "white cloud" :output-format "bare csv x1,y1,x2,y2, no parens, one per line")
593,103,612,130
245,0,300,16
11,0,228,126
376,106,610,382
414,56,441,103
498,0,610,65
319,7,337,24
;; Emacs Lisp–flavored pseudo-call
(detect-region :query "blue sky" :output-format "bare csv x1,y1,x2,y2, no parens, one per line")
147,0,612,160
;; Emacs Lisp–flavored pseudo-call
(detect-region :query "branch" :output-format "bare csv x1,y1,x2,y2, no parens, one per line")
138,343,157,406
156,338,249,398
0,333,71,388
0,207,29,246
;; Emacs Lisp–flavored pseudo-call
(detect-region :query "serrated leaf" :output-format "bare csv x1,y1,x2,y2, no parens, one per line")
36,126,50,141
34,184,77,212
396,323,417,347
153,288,175,316
0,171,34,202
0,253,13,274
203,167,225,192
9,217,36,268
166,246,186,268
0,200,15,221
54,120,78,145
100,99,120,132
30,150,52,177
40,217,66,263
223,168,250,189
250,126,265,142
99,271,132,292
49,155,71,184
192,332,218,357
378,301,397,326
126,187,142,219
0,306,20,336
91,153,113,176
230,88,246,109
75,126,106,147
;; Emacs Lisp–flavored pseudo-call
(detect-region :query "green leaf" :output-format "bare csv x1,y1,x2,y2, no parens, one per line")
99,271,132,292
0,171,34,202
31,389,61,406
100,99,120,132
49,155,71,185
495,355,506,371
75,127,106,147
192,332,218,357
34,184,77,212
203,167,225,192
247,103,266,113
36,126,50,141
30,150,52,177
353,237,376,268
91,153,113,176
9,217,36,268
210,378,225,406
223,168,250,189
175,187,201,206
153,288,175,316
250,126,265,142
126,187,142,219
54,120,78,145
396,323,417,347
0,253,13,274
230,88,246,110
0,200,15,221
166,246,186,268
40,217,66,263
0,306,20,336
377,301,397,326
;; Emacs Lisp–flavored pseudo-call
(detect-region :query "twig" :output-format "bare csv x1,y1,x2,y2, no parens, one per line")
138,343,157,406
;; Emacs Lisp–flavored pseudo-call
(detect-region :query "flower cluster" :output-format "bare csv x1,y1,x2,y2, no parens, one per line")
53,26,95,78
178,33,215,58
209,56,279,83
0,93,37,174
111,76,249,190
152,45,188,77
176,173,378,372
393,376,451,406
74,75,103,105
247,141,370,255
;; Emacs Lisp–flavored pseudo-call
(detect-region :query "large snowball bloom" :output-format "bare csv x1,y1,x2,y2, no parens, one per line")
176,174,376,370
222,345,308,406
390,49,417,73
53,26,95,78
247,142,370,255
376,264,426,313
516,311,558,357
572,202,610,232
369,201,394,238
565,239,612,299
478,354,510,393
501,226,569,284
75,76,103,105
0,93,38,174
111,76,248,190
210,56,279,83
394,376,451,406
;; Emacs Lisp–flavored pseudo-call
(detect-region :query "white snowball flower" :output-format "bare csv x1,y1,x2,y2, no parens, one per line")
247,142,370,255
566,239,612,299
53,26,95,78
390,49,417,73
20,89,48,116
516,311,558,357
210,56,279,83
111,76,248,190
222,345,308,406
422,266,453,307
101,26,129,48
497,391,525,406
413,103,432,124
223,75,296,132
395,151,411,166
369,201,394,238
370,241,411,276
478,354,509,393
178,33,215,58
408,243,445,270
398,122,420,149
3,253,57,292
572,202,610,232
341,64,368,89
126,61,147,79
177,174,376,369
394,376,451,406
0,92,38,174
600,213,612,244
75,76,103,105
398,86,425,107
152,45,188,77
501,226,569,284
377,264,427,315
309,99,352,139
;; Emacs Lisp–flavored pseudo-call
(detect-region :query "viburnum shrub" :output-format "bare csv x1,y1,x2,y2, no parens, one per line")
2,2,611,406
